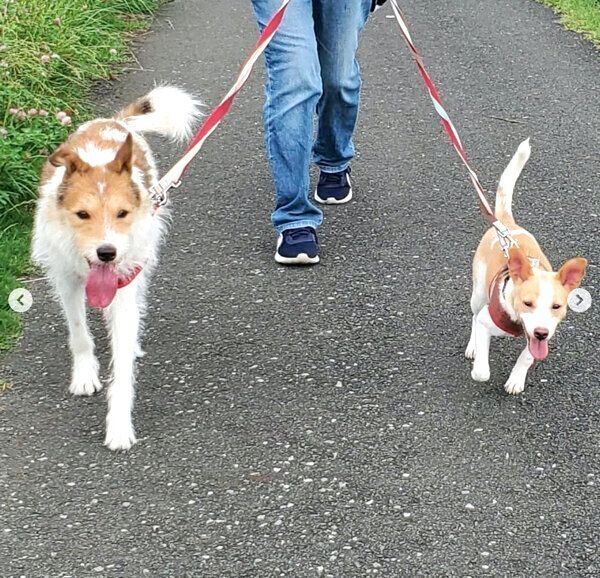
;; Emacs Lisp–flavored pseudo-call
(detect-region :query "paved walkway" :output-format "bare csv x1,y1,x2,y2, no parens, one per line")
1,1,599,576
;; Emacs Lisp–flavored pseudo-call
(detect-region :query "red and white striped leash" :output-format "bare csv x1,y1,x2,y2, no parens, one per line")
150,0,516,255
388,0,517,255
149,0,292,208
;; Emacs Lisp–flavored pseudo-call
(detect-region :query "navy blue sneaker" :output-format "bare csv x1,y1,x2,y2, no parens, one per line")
314,168,353,205
275,227,320,265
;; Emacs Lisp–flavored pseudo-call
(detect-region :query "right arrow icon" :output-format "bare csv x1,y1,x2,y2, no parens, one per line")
568,288,592,313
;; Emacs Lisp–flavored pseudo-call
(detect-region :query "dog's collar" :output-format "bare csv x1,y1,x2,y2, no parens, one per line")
117,266,143,289
488,266,523,337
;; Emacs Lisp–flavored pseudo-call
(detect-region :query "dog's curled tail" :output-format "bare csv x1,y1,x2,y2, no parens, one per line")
495,138,531,223
116,85,202,142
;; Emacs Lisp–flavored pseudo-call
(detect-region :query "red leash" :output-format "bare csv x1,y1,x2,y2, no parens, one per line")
150,0,516,257
388,0,517,255
149,0,292,208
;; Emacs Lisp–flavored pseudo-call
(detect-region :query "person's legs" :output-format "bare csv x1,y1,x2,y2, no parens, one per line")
251,0,323,234
312,0,371,173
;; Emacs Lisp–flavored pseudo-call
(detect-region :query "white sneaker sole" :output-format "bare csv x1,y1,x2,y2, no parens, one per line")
314,187,353,205
274,252,320,265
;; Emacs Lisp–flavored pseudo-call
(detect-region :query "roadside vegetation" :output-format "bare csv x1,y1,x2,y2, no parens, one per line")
538,0,600,45
0,0,159,349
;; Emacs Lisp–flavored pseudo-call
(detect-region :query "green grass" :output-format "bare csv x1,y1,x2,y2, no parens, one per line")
0,215,33,349
0,0,160,350
538,0,600,45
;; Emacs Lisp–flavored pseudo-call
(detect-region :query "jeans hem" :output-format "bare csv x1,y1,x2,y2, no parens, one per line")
316,162,351,174
275,220,321,234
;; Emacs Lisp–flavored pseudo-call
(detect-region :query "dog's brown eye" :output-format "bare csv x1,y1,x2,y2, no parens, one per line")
552,303,562,310
523,301,533,307
75,210,90,220
117,210,129,219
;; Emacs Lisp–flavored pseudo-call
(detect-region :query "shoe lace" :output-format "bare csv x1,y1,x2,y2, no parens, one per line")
320,168,350,185
285,227,315,242
321,171,344,185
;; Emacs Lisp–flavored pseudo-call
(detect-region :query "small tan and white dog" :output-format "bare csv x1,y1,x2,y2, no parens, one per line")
32,86,200,450
466,139,587,394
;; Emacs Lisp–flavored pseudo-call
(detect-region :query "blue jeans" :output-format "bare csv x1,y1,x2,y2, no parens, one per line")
251,0,371,233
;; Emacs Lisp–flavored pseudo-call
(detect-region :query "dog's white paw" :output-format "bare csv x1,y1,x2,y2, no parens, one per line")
70,356,102,396
104,416,137,451
504,375,526,395
465,341,476,360
471,364,490,382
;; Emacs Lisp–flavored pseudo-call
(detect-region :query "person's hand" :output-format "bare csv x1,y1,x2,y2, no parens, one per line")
371,0,387,12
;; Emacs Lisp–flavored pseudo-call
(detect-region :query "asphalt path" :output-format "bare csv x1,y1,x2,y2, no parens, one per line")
1,1,599,576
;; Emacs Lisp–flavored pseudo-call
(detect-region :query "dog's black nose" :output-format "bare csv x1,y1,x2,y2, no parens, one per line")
534,328,549,341
97,244,117,262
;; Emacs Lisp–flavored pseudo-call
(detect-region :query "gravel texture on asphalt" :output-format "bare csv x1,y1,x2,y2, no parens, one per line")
1,1,598,576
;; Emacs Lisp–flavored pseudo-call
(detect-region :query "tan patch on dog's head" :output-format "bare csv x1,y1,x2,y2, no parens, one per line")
508,247,587,338
49,134,142,256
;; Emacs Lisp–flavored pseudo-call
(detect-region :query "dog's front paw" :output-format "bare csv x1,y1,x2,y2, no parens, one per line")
105,416,137,451
504,375,526,395
70,356,102,396
471,364,490,382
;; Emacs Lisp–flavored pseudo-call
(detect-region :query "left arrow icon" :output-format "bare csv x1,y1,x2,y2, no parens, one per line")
8,288,33,313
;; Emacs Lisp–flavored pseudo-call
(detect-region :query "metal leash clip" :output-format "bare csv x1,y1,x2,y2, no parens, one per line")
150,179,182,209
493,220,518,256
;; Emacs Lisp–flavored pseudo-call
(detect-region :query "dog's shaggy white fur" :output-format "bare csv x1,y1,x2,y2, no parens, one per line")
33,86,200,450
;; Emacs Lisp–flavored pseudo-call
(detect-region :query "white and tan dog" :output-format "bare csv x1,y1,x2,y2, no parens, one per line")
466,139,587,394
33,86,200,450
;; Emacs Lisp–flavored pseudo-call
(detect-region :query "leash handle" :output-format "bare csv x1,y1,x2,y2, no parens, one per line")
150,0,292,208
388,0,517,255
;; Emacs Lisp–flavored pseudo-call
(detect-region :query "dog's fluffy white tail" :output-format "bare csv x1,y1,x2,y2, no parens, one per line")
495,138,531,222
117,86,201,142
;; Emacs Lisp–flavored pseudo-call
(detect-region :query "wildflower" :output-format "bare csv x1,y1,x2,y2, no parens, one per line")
8,107,18,115
41,54,51,64
56,111,67,120
28,108,38,117
109,48,117,56
17,110,26,119
0,127,7,138
38,109,49,117
53,17,62,26
61,116,72,126
0,45,7,52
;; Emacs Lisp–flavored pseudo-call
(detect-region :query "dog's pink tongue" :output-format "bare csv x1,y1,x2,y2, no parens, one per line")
528,337,549,361
85,264,119,308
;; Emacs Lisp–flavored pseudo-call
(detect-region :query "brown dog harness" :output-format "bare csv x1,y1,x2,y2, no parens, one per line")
488,266,523,337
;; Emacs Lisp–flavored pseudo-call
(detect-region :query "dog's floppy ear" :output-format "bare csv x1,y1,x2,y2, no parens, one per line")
49,146,90,176
508,246,533,282
557,257,587,291
107,133,133,174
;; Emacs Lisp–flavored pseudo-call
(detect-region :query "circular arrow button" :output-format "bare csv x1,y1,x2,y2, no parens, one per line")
8,288,33,313
567,288,592,313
